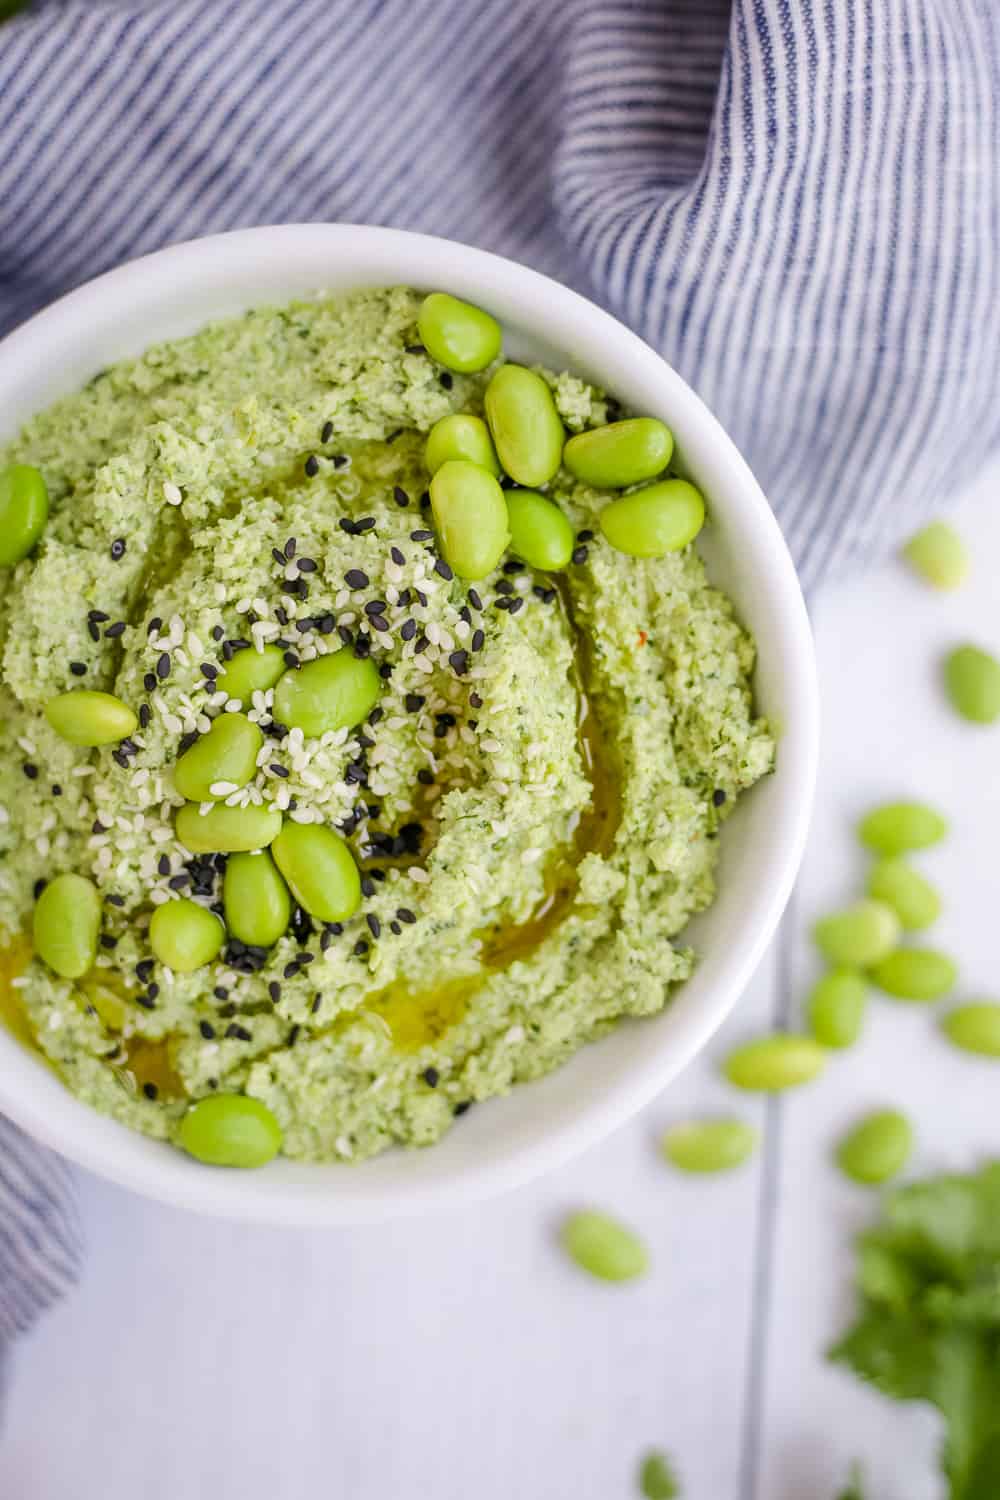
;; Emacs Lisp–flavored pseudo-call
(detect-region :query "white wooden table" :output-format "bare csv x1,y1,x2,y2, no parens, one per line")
4,469,998,1500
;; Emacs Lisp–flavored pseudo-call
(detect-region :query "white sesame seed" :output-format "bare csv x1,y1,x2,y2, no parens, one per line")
71,765,95,778
16,736,36,756
408,866,430,884
149,888,170,905
480,737,502,753
520,847,543,865
162,713,183,735
210,781,238,796
163,481,183,506
504,1024,526,1045
224,699,242,713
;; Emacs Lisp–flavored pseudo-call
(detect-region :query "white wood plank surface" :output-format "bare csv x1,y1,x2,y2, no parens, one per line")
3,467,997,1500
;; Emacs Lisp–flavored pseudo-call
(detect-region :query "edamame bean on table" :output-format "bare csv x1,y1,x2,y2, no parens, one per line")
836,1110,913,1185
942,1002,1000,1057
943,643,1000,725
807,969,868,1048
813,899,901,967
901,520,969,590
870,946,958,1002
858,801,948,855
560,1210,649,1282
866,858,941,931
0,282,777,1170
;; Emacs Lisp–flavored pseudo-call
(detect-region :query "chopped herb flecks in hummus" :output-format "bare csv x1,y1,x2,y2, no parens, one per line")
0,287,774,1165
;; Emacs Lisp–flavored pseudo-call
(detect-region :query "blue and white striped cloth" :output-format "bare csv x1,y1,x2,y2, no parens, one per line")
1,0,998,1368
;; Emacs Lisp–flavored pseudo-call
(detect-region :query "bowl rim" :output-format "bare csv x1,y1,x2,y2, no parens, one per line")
0,224,819,1224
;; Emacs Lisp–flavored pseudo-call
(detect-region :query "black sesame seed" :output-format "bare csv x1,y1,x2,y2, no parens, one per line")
156,652,171,679
571,545,589,565
449,649,469,675
360,876,375,899
396,907,417,925
471,628,485,651
105,619,127,638
269,763,290,778
146,983,160,1000
105,892,124,908
199,662,218,680
294,617,314,635
298,557,317,573
290,906,313,944
321,420,334,443
453,1100,472,1117
311,992,323,1013
368,706,384,726
177,730,199,754
713,788,727,807
508,597,524,614
304,455,319,477
393,487,410,508
467,588,483,611
318,613,336,634
333,454,349,469
70,661,87,676
99,934,118,950
199,1020,216,1040
495,597,511,611
168,874,189,891
414,633,430,652
134,992,155,1010
211,624,225,641
577,528,595,543
399,618,417,643
110,538,127,560
87,621,100,642
32,877,47,899
213,986,229,1001
420,492,431,510
423,1066,439,1087
364,599,387,617
226,1023,253,1042
495,578,514,596
339,517,357,536
138,704,151,729
135,959,155,981
434,558,454,581
345,569,369,590
439,372,453,390
502,560,524,575
89,609,110,624
369,614,390,633
415,589,429,607
353,938,369,957
389,920,401,935
410,529,434,543
51,784,62,796
378,663,393,680
288,1023,301,1046
416,768,434,787
404,343,425,355
272,546,287,567
157,854,170,877
405,692,425,713
22,762,38,780
283,960,301,979
283,651,300,669
469,692,483,708
355,516,376,533
353,636,371,660
142,1082,158,1100
268,981,282,1004
299,951,315,965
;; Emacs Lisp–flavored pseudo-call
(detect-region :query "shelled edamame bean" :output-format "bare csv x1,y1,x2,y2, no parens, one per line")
723,1035,826,1091
270,821,361,923
869,947,958,1002
941,1003,1000,1057
661,1118,756,1173
0,463,48,566
505,489,574,571
218,643,286,703
866,858,941,931
429,459,510,579
272,651,380,738
560,1210,649,1282
858,801,948,855
599,479,705,558
175,801,283,854
173,712,263,801
33,873,102,979
807,969,868,1048
417,293,502,373
836,1110,913,1185
484,364,565,487
563,417,673,488
148,898,225,973
901,521,969,590
424,413,500,476
178,1094,283,1167
45,689,137,746
943,644,1000,725
813,899,901,967
223,851,292,948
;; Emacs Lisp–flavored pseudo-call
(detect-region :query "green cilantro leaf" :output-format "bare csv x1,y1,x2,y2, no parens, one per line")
831,1164,1000,1499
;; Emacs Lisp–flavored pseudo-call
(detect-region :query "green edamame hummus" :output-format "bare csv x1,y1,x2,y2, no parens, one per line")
0,287,774,1164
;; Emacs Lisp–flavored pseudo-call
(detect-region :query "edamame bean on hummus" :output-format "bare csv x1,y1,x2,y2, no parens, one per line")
0,287,774,1167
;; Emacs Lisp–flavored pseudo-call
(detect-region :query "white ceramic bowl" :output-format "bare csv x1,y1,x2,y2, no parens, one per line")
0,225,818,1223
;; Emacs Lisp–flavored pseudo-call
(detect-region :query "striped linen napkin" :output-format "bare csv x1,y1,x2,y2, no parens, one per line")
1,0,998,1367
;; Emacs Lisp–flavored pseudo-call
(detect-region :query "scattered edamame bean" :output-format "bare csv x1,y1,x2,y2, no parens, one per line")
807,969,868,1049
813,899,901,967
271,821,361,923
173,712,263,801
858,801,948,855
943,644,1000,725
178,1094,283,1168
272,651,380,738
866,858,941,931
0,463,49,566
218,643,286,703
901,521,969,590
429,459,510,579
148,898,224,973
417,292,502,374
599,479,705,558
563,417,674,489
32,872,101,979
870,947,958,1002
484,364,565,487
638,1451,680,1500
175,801,282,854
424,413,500,477
45,689,137,746
941,1002,1000,1058
223,851,291,947
836,1110,913,1185
661,1118,756,1174
560,1210,649,1283
723,1035,826,1092
505,489,574,571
